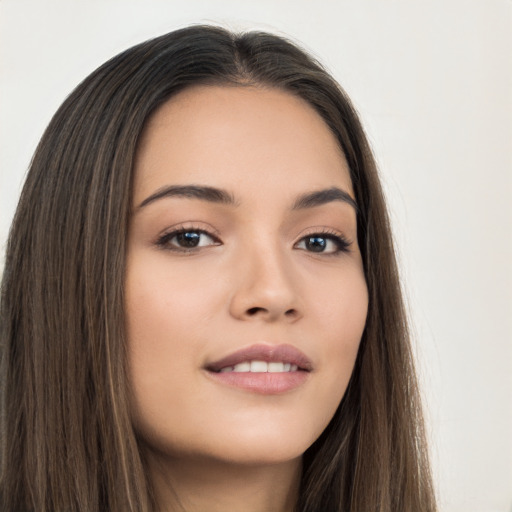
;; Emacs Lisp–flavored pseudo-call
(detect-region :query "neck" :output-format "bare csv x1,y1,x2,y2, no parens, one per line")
145,450,302,512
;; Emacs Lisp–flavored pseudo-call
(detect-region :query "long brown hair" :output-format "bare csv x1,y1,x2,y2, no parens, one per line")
0,25,436,511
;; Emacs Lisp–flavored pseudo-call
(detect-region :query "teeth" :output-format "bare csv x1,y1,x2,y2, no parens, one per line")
218,360,299,373
233,362,251,372
268,362,284,373
250,361,268,372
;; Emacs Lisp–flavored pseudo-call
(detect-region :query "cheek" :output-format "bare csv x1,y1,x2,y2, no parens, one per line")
310,258,368,336
124,255,226,428
125,255,225,351
311,267,368,393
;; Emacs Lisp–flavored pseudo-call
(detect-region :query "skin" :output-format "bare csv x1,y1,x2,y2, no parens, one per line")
125,85,368,512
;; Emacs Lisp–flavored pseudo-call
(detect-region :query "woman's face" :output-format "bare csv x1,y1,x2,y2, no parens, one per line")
126,85,368,466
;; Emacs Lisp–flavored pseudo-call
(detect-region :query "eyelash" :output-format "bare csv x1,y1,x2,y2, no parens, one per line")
155,226,351,255
296,229,351,256
155,225,221,253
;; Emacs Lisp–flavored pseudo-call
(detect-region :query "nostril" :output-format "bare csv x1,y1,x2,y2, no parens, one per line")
247,307,266,316
243,307,299,320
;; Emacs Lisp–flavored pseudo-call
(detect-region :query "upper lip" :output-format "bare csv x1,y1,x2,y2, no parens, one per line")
206,343,313,372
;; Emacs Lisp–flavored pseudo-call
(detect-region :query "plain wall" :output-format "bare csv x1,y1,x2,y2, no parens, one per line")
1,1,511,510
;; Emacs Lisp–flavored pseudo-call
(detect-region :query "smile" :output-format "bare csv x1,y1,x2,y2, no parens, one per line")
218,361,299,373
205,344,311,394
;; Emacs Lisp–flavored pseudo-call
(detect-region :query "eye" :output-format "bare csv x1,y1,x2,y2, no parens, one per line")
295,233,350,255
156,228,220,252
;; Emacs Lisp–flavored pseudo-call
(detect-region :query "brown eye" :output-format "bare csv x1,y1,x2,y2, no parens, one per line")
157,229,219,251
304,236,328,252
175,231,202,248
295,233,350,254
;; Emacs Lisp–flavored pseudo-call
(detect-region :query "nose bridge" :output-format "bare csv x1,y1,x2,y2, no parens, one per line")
229,230,301,322
249,237,292,292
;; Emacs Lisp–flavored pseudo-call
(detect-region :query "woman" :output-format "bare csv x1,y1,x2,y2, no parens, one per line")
0,25,436,511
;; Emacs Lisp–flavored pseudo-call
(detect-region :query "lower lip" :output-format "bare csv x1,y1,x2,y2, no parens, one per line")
205,370,309,394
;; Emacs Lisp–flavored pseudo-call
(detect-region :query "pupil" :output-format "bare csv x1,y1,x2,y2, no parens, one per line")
177,232,200,247
306,236,326,252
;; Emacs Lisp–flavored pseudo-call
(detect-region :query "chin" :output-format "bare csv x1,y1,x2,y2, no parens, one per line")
138,415,321,469
209,437,309,467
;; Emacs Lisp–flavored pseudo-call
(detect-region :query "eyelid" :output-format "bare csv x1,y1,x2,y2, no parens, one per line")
155,222,220,240
293,226,352,254
294,226,351,242
154,222,222,252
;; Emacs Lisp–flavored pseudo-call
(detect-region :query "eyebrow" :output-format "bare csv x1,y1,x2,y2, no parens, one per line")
137,185,237,209
137,184,357,212
291,187,358,212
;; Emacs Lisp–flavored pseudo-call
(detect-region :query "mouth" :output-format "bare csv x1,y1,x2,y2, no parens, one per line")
216,361,300,373
204,344,312,394
206,343,312,373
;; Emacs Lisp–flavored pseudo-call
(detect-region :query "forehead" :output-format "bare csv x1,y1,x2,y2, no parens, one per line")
133,85,353,204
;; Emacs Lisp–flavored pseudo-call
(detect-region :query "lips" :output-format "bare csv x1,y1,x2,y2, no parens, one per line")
206,344,313,373
204,344,312,394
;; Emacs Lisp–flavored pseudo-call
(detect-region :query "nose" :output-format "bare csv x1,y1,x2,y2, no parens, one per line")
228,243,302,323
